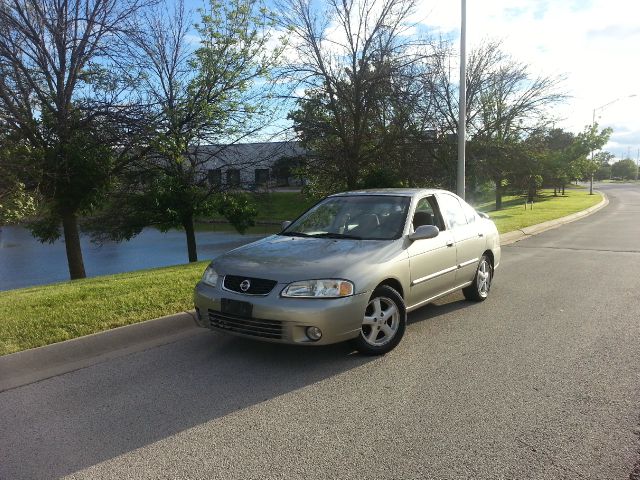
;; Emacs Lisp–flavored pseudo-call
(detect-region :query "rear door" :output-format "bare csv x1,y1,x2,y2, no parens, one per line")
436,193,486,284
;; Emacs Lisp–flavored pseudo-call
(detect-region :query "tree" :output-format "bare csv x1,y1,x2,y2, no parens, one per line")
272,156,306,186
0,0,150,279
594,164,611,181
0,132,36,223
280,0,428,193
424,40,566,207
87,0,283,263
611,159,637,180
539,128,577,196
594,151,616,166
574,124,612,194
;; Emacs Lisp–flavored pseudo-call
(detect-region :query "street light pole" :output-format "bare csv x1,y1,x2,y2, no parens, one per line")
457,0,466,199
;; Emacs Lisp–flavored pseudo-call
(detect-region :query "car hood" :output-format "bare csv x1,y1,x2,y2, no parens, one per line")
212,234,403,283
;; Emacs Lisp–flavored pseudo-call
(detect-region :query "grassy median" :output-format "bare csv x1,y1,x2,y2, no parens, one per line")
0,188,602,356
0,262,207,356
477,188,602,233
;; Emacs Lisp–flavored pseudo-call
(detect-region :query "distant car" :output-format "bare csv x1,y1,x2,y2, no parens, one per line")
193,189,501,354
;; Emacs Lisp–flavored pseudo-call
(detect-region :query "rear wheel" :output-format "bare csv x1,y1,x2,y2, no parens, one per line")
352,285,406,355
463,254,492,301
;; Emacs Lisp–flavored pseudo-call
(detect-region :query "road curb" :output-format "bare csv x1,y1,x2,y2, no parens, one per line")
0,310,200,392
0,191,609,392
499,190,608,246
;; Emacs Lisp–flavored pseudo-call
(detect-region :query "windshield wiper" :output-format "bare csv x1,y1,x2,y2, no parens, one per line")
279,231,313,237
310,232,363,240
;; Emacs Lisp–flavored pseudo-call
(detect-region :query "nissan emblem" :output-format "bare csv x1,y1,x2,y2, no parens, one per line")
239,279,251,292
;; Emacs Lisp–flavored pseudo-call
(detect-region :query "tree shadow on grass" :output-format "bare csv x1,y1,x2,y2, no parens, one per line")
488,193,561,211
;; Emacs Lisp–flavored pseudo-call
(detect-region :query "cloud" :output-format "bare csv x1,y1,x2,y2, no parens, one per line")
587,25,640,39
413,0,640,154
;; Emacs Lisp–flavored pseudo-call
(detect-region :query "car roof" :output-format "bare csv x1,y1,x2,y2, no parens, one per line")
329,188,449,198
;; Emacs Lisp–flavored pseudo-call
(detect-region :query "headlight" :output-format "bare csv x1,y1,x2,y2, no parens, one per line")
281,279,354,298
202,265,219,287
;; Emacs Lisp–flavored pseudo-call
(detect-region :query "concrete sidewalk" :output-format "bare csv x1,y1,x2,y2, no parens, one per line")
0,191,608,392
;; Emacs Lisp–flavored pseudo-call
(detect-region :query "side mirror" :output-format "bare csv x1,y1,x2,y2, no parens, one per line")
281,220,292,231
478,211,489,219
408,225,439,241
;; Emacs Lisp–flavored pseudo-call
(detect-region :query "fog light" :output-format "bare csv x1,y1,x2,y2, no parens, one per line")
306,326,322,341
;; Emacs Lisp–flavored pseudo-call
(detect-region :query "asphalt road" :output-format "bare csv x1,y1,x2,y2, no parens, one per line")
1,183,639,479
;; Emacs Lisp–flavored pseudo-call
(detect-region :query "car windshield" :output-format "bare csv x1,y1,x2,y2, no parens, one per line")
281,195,411,240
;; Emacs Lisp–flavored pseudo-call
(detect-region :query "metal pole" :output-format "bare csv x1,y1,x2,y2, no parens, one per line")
457,0,466,199
590,109,595,195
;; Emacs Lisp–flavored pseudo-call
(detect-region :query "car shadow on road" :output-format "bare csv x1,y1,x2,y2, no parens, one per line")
0,293,476,480
0,332,373,479
407,291,473,326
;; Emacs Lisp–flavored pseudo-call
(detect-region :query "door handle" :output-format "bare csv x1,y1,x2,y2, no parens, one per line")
446,241,454,247
478,232,484,237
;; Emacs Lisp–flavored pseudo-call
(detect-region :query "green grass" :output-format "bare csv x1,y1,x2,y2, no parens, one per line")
208,192,316,226
253,192,317,222
0,262,208,356
0,187,602,356
474,188,602,234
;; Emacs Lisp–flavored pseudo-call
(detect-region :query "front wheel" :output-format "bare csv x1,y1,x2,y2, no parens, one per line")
463,254,493,301
352,285,406,355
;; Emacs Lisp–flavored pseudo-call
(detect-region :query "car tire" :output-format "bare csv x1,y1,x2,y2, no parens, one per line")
463,254,493,302
352,285,406,355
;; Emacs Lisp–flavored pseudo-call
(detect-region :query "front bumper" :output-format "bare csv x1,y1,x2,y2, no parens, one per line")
193,281,369,345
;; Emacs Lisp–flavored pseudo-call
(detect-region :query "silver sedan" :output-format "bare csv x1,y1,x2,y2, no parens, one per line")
193,189,501,354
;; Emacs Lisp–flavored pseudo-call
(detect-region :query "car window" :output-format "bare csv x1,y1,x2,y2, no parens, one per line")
460,199,478,224
282,195,411,240
413,196,445,231
437,194,468,229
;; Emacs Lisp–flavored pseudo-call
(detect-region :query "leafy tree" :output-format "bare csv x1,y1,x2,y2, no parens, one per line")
0,176,36,224
88,0,283,262
594,164,611,181
0,0,150,279
280,0,428,193
425,40,566,206
272,156,306,186
574,124,612,194
594,151,616,166
611,159,637,180
540,128,577,196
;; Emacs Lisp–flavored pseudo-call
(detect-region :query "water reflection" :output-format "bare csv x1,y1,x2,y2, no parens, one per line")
0,225,271,291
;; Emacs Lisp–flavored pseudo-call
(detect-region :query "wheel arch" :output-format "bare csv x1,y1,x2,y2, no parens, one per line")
375,278,404,300
483,249,494,268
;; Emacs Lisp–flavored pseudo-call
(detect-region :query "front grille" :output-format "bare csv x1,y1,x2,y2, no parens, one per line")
223,275,277,295
208,310,283,339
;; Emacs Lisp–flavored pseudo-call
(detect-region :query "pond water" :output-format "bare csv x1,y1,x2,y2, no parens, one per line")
0,225,269,292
